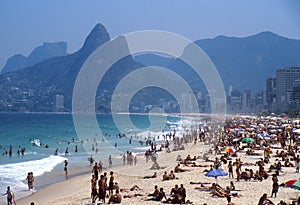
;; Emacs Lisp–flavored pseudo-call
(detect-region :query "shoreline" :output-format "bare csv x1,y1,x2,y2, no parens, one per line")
16,141,197,205
17,139,300,205
7,114,300,205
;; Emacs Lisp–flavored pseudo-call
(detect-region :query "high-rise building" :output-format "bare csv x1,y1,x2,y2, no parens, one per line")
53,94,64,112
293,80,300,101
276,66,300,103
266,77,276,105
242,90,251,111
228,85,233,97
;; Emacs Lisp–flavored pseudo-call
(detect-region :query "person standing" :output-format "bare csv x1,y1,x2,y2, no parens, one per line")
122,153,126,166
179,184,186,204
89,155,94,167
271,180,279,198
108,155,112,168
98,175,107,204
228,161,234,178
98,160,103,173
92,163,100,180
134,155,137,166
65,147,69,155
64,160,68,176
26,172,34,190
296,158,300,173
108,171,115,196
214,157,221,169
234,159,241,182
91,175,98,203
3,186,16,205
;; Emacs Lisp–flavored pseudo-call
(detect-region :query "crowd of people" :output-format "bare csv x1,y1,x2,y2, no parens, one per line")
6,114,300,205
93,114,299,204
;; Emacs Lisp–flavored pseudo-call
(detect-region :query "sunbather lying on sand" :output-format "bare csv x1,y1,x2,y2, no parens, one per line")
174,164,192,173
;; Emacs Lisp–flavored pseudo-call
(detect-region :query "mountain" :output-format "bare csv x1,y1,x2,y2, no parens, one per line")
195,32,300,91
135,32,300,93
134,53,175,68
0,23,143,112
1,42,68,74
1,25,300,113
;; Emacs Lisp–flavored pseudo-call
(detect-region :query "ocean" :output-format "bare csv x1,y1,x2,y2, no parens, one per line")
0,113,192,200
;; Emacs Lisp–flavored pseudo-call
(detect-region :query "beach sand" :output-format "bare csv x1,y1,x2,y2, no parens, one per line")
17,141,299,205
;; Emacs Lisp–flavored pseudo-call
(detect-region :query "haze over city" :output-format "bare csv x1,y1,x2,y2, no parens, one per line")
1,0,300,70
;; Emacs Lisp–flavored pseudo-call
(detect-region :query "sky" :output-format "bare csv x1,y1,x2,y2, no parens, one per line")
0,0,299,70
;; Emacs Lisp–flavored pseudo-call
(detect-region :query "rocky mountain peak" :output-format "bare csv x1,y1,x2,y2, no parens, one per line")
80,23,110,56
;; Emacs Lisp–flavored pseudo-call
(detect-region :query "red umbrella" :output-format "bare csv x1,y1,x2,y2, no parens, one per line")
285,179,298,187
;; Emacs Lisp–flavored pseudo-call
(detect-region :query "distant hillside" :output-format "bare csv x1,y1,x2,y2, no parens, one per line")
1,24,300,113
134,53,175,68
0,23,143,112
135,32,300,93
1,42,68,74
195,32,300,91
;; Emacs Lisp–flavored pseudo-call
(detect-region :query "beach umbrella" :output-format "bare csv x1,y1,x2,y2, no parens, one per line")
205,169,228,178
242,137,254,143
223,146,236,153
205,169,228,183
232,138,241,144
292,181,300,190
284,180,298,187
282,180,300,190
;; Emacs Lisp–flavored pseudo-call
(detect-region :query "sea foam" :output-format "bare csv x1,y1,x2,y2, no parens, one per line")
0,155,66,199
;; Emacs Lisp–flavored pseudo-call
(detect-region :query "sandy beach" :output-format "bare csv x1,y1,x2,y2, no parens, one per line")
16,129,300,205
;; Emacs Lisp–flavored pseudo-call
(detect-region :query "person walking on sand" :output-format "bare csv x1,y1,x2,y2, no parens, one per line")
26,172,34,190
64,159,68,176
3,186,16,205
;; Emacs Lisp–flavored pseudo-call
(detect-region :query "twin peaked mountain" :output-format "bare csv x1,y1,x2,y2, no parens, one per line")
0,23,300,112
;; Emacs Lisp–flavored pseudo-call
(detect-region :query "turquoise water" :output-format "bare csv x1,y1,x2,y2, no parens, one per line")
0,113,181,199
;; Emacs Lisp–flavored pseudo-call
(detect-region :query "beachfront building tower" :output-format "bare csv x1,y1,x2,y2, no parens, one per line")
241,90,251,112
266,77,276,105
276,66,300,110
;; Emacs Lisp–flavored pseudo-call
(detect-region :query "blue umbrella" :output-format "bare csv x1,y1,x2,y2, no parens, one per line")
205,169,228,183
205,169,228,177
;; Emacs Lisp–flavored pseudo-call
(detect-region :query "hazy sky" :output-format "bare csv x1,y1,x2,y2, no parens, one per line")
0,0,299,70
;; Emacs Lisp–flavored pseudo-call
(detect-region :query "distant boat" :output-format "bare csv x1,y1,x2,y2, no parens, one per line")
31,139,41,147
